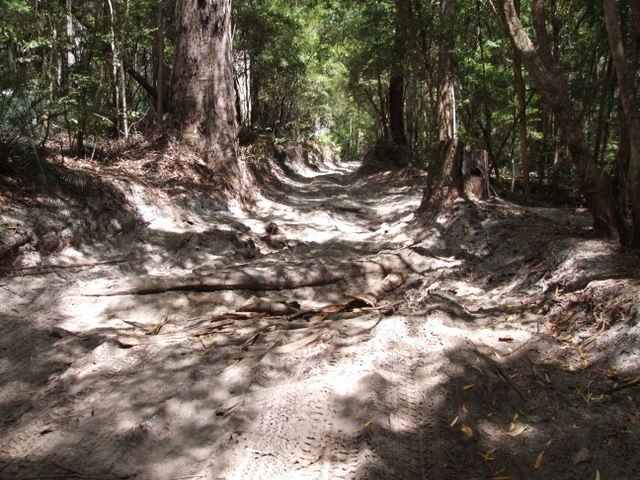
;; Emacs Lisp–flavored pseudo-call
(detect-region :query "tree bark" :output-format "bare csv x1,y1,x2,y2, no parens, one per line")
170,0,238,168
155,0,165,127
419,0,463,215
603,0,640,246
105,0,121,137
389,0,409,146
119,0,129,140
388,74,406,145
492,0,624,242
511,0,529,196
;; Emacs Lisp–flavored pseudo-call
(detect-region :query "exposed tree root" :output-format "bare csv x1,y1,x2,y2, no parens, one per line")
82,250,428,297
114,273,406,349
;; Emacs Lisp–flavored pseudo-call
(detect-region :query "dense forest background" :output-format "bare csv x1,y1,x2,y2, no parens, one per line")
1,0,639,246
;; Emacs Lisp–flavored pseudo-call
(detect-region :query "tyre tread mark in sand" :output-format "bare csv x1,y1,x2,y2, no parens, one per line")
233,342,340,479
364,315,451,480
405,314,452,480
1,341,152,479
380,359,429,479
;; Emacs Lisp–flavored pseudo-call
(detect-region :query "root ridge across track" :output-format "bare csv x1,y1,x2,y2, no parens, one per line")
1,150,639,479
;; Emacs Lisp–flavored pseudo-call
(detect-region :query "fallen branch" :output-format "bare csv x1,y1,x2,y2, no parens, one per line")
272,330,326,353
81,253,417,297
466,340,527,401
115,273,405,351
116,318,234,347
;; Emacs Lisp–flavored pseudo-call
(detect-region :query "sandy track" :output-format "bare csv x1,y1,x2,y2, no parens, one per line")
2,155,639,479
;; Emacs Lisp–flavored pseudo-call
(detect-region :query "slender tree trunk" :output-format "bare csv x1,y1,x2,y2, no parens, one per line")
377,73,389,138
492,0,624,242
513,53,529,196
604,0,640,246
436,50,454,141
64,0,74,89
155,0,165,127
119,0,129,140
105,0,121,138
593,58,614,164
511,0,529,196
170,0,238,169
251,71,260,128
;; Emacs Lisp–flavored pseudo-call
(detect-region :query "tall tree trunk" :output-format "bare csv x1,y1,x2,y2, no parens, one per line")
389,0,409,146
511,0,529,197
119,0,129,140
513,50,529,196
64,0,74,89
155,0,165,128
105,0,121,138
376,73,390,138
492,0,624,242
419,0,462,214
170,0,238,168
604,0,640,247
388,75,406,145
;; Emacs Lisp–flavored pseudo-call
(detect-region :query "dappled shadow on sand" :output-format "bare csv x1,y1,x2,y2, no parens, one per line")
326,328,640,480
2,145,640,479
3,306,639,479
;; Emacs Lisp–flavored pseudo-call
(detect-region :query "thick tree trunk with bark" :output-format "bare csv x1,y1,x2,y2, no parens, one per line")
419,0,462,215
170,0,237,169
492,0,624,242
388,0,409,147
388,74,406,146
604,0,640,247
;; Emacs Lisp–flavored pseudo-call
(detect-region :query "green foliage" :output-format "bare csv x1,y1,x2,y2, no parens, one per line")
0,0,634,200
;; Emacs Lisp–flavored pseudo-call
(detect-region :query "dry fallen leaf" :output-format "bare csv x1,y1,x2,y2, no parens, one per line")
624,375,640,385
574,447,590,465
595,469,601,480
482,447,497,461
505,423,529,436
491,476,512,480
461,424,474,439
472,365,484,375
450,415,459,427
463,383,476,391
534,450,544,469
363,420,373,428
461,404,469,414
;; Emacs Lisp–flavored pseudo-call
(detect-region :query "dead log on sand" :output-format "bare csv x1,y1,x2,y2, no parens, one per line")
81,251,423,297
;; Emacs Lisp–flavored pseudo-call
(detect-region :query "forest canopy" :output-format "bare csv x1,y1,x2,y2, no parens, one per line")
1,0,639,246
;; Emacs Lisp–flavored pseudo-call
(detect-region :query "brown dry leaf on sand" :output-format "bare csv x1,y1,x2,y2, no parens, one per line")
461,424,474,439
504,423,529,436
